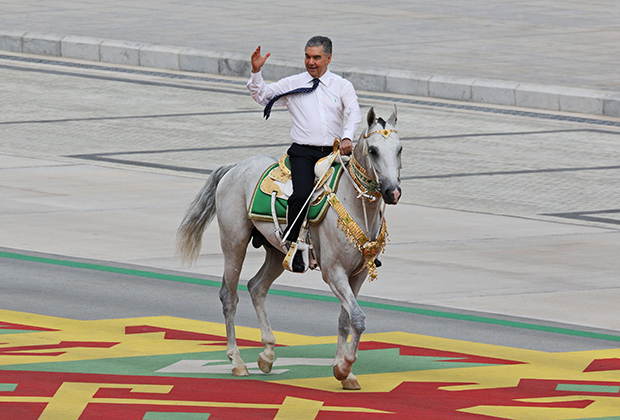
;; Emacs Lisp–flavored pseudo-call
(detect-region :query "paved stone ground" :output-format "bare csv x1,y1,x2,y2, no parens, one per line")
1,0,619,92
1,55,620,331
1,55,619,224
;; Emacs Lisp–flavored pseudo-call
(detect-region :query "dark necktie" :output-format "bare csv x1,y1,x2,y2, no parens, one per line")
263,78,320,119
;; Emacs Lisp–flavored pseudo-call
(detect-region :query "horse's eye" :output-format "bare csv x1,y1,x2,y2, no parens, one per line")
397,145,403,155
368,146,378,156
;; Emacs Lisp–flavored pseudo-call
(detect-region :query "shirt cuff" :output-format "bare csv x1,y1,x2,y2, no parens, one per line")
341,130,355,141
250,70,263,83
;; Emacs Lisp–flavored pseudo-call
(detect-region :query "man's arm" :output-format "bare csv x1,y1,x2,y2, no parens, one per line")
251,46,271,73
247,47,294,108
247,46,276,106
339,82,361,155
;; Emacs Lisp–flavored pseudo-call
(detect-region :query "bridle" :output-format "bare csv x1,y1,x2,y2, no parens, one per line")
364,128,397,139
347,126,400,199
328,126,400,280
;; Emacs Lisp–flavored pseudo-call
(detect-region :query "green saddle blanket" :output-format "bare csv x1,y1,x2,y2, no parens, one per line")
248,155,343,225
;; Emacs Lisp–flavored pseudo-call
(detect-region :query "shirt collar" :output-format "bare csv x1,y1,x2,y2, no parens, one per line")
305,69,333,87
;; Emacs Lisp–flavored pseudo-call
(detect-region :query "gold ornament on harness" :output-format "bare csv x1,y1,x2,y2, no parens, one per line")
327,192,389,281
364,129,397,139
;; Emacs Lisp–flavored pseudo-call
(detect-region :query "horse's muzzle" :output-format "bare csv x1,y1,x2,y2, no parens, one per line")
382,184,401,205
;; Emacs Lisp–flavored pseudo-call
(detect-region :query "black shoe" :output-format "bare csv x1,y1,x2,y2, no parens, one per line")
292,251,306,273
374,258,382,268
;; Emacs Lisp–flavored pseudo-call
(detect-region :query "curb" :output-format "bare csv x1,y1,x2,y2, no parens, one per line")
2,30,620,118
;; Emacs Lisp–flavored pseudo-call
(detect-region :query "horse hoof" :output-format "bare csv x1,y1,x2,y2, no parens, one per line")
257,354,273,374
333,364,349,381
341,374,361,390
232,365,249,377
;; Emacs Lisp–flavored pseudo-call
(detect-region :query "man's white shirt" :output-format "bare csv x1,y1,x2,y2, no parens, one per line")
247,70,361,147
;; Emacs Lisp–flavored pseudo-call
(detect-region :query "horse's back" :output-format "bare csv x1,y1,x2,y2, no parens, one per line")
215,155,278,216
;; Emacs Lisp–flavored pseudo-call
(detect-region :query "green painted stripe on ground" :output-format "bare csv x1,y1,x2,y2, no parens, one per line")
0,383,18,392
563,417,620,420
556,383,620,394
565,417,620,420
0,330,35,335
574,417,620,420
577,418,620,420
3,250,620,343
0,251,223,288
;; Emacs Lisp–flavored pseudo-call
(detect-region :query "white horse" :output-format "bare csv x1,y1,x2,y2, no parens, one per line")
177,107,402,390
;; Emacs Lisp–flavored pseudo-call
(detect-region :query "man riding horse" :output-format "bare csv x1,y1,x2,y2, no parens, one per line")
247,36,361,273
172,39,402,385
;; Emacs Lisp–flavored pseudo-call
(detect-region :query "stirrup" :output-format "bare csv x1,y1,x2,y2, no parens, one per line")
283,237,309,273
308,242,319,270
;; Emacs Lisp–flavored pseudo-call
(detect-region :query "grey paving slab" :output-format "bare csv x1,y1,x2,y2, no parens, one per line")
1,1,620,115
1,56,620,333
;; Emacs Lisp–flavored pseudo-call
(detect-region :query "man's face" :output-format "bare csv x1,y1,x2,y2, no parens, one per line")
305,45,331,79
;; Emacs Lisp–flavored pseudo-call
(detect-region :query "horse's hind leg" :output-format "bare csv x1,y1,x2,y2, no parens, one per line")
247,247,285,373
219,278,248,376
219,220,253,377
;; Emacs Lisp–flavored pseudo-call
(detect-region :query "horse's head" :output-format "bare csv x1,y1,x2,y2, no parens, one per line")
354,106,402,205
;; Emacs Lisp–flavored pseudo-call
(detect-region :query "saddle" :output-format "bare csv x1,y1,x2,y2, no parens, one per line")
248,153,344,225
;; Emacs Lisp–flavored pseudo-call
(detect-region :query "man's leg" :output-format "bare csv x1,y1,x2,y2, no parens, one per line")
285,144,326,242
284,144,329,272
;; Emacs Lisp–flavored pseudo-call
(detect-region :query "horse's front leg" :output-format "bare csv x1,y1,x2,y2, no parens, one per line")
335,306,351,369
325,267,366,388
247,247,285,374
334,306,362,390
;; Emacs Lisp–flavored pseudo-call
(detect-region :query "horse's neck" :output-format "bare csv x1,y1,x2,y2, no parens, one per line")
337,157,383,237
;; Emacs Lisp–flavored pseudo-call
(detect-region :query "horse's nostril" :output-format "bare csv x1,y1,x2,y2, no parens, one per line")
381,186,401,204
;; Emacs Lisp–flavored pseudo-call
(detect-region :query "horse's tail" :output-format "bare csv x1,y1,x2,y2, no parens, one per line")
176,163,237,264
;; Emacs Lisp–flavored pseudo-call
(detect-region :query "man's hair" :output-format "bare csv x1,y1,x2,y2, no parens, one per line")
305,36,332,56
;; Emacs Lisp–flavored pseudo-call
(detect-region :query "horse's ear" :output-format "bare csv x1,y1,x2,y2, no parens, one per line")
367,107,376,127
388,104,397,126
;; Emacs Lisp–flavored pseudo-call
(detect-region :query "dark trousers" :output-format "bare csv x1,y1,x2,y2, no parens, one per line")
285,143,331,241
